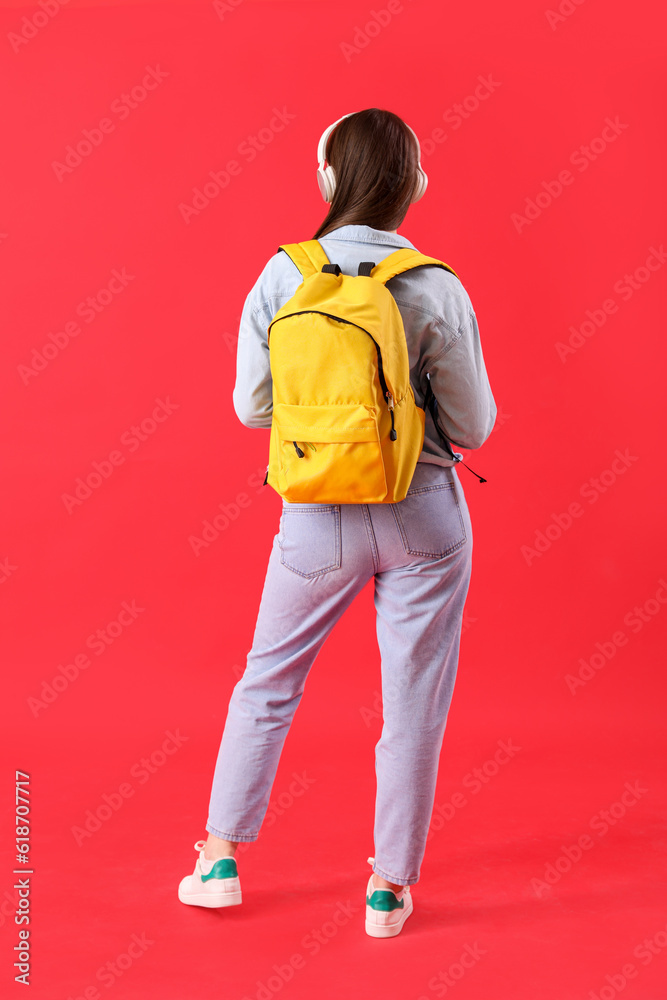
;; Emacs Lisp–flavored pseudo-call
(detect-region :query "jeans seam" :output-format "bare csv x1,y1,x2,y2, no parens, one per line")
405,483,455,496
372,863,418,886
206,823,259,842
361,504,379,574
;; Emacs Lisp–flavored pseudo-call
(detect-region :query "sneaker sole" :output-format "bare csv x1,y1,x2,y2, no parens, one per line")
365,896,413,937
178,886,242,908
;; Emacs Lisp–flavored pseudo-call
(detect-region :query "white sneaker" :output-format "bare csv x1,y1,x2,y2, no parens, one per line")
178,840,242,908
365,856,414,937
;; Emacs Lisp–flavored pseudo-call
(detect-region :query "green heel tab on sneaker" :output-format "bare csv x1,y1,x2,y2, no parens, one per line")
201,857,238,882
366,889,404,911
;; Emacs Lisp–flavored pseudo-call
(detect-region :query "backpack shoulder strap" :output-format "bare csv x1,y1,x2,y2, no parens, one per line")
370,249,459,285
277,240,330,279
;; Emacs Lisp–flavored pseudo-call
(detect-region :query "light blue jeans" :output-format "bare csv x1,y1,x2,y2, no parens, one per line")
206,460,473,886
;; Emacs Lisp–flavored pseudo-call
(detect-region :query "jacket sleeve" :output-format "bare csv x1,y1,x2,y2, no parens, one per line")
422,304,497,451
231,289,274,430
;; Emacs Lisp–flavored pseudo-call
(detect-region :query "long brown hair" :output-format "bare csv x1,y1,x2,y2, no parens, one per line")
312,109,420,240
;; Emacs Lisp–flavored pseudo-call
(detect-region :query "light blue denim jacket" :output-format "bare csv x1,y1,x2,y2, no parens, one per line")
232,224,497,469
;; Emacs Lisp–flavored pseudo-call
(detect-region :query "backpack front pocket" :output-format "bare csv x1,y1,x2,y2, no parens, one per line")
274,402,388,503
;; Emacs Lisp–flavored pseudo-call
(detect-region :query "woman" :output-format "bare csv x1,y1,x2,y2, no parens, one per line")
178,108,497,938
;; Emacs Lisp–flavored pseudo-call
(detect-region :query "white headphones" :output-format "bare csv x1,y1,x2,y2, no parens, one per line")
316,111,428,205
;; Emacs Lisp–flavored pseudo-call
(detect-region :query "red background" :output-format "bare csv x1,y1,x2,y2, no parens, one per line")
1,1,666,997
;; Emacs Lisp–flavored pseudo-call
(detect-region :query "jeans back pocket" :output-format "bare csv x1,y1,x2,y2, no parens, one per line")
392,483,466,558
279,505,342,577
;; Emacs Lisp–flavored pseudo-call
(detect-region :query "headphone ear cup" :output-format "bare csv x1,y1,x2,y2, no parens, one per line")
411,167,428,203
317,164,336,203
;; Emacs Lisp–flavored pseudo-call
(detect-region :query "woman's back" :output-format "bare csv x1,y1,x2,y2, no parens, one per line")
233,223,497,469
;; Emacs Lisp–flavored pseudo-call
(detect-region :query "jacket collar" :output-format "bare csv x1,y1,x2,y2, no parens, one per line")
320,224,416,249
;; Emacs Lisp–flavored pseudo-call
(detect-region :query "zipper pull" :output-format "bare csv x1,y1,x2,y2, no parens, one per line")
293,441,305,458
385,391,397,441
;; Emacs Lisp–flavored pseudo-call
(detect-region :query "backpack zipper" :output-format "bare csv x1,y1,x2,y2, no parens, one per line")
269,309,397,444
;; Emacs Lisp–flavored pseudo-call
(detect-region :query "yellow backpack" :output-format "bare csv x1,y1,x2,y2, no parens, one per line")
262,238,461,504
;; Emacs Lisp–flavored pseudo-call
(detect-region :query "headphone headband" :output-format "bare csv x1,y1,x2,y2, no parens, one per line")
316,111,428,205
